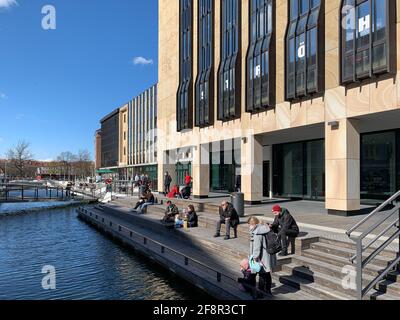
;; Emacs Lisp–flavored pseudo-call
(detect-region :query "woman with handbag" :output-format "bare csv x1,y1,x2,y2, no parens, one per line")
247,216,277,296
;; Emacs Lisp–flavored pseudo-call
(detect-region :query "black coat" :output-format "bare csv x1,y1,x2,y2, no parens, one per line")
187,210,198,228
271,208,299,236
219,203,240,227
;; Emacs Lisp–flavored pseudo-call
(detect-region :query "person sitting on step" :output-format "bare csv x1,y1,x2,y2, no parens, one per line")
133,192,148,211
186,204,198,228
214,201,240,240
267,205,299,257
136,191,155,214
162,200,179,224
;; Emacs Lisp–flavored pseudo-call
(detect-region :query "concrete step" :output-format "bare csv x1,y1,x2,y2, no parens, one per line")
319,237,398,259
310,242,395,268
282,259,400,298
274,270,354,300
82,206,323,301
301,249,389,278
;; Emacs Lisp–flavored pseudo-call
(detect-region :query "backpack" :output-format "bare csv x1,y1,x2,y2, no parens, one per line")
264,231,282,255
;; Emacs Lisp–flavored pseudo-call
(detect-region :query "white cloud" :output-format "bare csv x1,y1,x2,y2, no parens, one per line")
132,56,153,66
0,0,18,9
15,113,24,120
0,92,7,99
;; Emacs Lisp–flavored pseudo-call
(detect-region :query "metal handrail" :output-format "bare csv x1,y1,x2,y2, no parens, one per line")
346,190,400,237
346,191,400,300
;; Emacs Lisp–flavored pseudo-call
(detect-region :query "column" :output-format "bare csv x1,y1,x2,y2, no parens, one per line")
241,135,263,205
192,144,210,198
325,119,360,216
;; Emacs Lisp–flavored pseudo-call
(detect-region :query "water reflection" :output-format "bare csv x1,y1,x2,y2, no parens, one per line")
0,207,210,300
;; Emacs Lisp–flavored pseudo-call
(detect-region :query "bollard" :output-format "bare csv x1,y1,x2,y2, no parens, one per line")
231,192,245,217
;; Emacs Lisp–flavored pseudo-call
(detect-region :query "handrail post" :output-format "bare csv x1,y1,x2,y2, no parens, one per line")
356,238,363,300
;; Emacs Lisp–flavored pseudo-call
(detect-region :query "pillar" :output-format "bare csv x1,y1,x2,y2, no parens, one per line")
241,135,263,205
325,119,361,216
192,144,210,198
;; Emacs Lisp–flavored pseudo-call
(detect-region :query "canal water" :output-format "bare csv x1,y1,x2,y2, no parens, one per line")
0,207,210,300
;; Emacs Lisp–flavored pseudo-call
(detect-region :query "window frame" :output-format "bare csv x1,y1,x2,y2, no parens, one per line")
195,0,214,128
177,0,194,132
285,0,323,101
340,0,395,85
246,0,275,113
218,0,241,121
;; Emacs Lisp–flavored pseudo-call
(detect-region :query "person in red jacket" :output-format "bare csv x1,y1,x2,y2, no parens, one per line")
168,185,180,199
184,171,192,186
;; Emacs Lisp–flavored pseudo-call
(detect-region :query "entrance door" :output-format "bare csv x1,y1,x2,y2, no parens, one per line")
263,161,270,197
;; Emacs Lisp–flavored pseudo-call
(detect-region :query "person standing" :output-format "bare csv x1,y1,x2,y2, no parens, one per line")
134,173,140,187
268,205,299,256
214,201,240,240
164,171,172,195
248,216,277,296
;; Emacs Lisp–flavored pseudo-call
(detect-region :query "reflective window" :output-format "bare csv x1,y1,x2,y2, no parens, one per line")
218,0,240,120
246,0,274,112
195,0,214,127
177,0,193,131
286,0,322,100
341,0,393,83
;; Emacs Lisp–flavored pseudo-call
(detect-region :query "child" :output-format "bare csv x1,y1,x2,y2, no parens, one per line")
175,214,184,228
238,258,257,295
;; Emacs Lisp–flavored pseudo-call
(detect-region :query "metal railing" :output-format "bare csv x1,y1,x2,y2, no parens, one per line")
0,183,71,202
346,191,400,300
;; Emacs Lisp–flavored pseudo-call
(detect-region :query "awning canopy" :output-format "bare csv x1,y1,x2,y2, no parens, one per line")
96,169,115,174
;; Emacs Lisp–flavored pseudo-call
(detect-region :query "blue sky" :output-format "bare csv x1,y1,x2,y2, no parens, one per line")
0,0,158,160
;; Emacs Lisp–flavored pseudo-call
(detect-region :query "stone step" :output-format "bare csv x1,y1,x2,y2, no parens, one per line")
319,237,398,259
301,249,390,278
274,270,354,300
282,260,400,298
83,206,323,301
310,242,396,268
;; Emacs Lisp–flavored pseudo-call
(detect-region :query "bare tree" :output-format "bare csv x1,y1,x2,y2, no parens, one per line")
56,151,77,180
75,149,93,180
6,141,34,178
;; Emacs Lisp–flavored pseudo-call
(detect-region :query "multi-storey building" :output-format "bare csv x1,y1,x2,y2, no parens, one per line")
97,85,158,184
157,0,399,216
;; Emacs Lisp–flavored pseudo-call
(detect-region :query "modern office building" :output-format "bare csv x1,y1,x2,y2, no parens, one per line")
126,84,158,184
157,0,400,215
100,109,120,169
97,85,158,185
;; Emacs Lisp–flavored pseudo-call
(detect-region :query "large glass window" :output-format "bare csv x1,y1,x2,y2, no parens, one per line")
286,0,322,100
195,0,214,127
177,0,193,132
273,139,325,200
210,139,241,192
218,0,241,120
361,131,397,201
341,0,394,84
246,0,274,112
